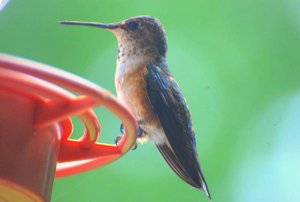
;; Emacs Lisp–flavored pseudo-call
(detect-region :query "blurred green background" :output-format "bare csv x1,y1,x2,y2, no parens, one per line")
1,0,300,201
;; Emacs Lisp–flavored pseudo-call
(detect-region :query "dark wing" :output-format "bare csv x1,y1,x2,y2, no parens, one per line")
145,63,210,198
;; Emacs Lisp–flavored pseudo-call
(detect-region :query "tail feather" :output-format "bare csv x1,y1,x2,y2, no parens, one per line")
156,144,211,199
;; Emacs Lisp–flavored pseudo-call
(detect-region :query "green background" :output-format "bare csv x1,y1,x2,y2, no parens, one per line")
1,0,300,201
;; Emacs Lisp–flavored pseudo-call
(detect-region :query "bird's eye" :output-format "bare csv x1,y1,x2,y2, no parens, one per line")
127,21,139,30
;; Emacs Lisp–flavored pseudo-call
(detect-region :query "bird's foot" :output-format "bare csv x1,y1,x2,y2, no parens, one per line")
120,122,145,138
114,135,123,145
120,123,125,134
137,127,145,138
131,142,138,150
114,135,138,150
131,127,146,150
117,123,145,150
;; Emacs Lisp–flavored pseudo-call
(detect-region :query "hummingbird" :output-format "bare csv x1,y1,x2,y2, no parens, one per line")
61,16,211,199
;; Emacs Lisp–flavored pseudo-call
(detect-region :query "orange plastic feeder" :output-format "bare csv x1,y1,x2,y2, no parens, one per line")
0,54,138,201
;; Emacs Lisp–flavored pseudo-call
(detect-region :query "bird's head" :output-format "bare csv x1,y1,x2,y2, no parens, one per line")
61,16,167,66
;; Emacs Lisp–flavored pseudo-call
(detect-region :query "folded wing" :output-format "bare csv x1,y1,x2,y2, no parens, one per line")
145,63,210,198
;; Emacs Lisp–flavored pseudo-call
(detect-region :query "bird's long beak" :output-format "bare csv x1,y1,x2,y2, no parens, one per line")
60,20,120,30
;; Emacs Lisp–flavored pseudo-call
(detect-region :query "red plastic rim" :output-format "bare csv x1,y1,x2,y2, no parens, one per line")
0,53,138,177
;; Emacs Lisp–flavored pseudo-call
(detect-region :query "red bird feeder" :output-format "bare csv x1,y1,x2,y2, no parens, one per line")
0,54,138,201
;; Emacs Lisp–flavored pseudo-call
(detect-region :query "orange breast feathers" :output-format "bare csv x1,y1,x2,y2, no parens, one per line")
115,66,159,127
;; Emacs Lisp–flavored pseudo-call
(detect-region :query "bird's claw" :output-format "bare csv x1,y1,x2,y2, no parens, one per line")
117,123,145,150
132,143,138,150
120,123,125,134
114,135,123,145
120,122,144,137
115,135,138,150
137,127,144,138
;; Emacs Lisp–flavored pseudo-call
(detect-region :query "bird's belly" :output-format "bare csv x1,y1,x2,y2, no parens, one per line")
115,67,167,145
117,74,158,126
